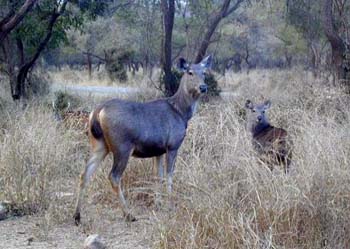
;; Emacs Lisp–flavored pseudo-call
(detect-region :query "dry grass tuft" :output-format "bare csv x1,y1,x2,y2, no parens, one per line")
0,103,87,224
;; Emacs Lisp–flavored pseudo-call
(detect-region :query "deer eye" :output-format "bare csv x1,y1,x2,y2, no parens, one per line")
262,111,265,114
252,109,256,113
188,71,193,76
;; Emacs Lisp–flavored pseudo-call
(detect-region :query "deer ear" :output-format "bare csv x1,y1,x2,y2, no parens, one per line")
264,100,271,109
178,58,189,72
245,99,253,109
200,55,212,69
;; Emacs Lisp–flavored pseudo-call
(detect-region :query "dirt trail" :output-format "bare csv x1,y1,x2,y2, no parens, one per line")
0,204,157,249
51,83,238,100
52,84,141,96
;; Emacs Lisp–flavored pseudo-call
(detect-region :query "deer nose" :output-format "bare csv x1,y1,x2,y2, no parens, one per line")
199,84,208,93
257,116,262,122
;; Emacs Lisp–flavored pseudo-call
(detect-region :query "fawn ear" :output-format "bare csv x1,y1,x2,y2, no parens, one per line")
245,99,253,109
264,100,271,109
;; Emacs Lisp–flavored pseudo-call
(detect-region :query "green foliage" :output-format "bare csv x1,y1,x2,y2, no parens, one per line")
74,0,108,17
286,0,323,41
52,90,82,119
106,60,127,82
205,73,221,96
159,69,183,96
26,71,51,98
53,91,72,112
105,49,131,83
12,1,86,56
275,24,307,56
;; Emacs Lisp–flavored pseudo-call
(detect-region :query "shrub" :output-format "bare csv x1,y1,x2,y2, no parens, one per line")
159,69,183,96
26,70,51,98
105,49,130,83
205,72,221,96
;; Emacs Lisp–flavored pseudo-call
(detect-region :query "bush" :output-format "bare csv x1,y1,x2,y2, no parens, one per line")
105,49,131,83
106,58,128,82
26,70,51,98
52,90,83,119
159,69,183,96
205,72,221,96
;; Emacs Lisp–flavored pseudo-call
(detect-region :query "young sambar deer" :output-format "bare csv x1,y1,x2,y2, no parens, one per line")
73,55,212,224
245,100,292,173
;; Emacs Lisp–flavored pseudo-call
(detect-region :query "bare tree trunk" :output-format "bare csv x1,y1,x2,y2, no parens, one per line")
244,42,251,74
2,38,17,98
322,0,348,90
14,1,68,100
194,0,244,63
310,43,320,77
16,37,25,66
86,52,92,80
161,0,176,96
285,49,292,68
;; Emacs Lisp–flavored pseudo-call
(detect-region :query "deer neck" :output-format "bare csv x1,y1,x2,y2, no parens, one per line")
167,83,198,123
251,121,271,137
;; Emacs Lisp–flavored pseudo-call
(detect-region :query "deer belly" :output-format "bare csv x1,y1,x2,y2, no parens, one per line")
132,143,166,158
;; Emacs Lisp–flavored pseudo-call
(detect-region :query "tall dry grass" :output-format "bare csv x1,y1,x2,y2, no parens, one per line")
0,69,349,248
153,69,350,248
0,101,88,224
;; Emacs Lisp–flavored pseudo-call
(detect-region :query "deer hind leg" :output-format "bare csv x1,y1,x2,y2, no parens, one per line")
74,140,107,225
284,151,292,174
109,149,136,222
166,149,178,210
154,155,164,209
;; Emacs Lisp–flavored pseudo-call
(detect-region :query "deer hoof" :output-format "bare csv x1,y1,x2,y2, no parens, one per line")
124,213,137,222
73,212,81,226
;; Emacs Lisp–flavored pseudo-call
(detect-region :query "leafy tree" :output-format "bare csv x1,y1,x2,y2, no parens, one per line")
287,0,350,85
275,24,307,67
286,0,326,71
0,0,110,101
193,0,246,63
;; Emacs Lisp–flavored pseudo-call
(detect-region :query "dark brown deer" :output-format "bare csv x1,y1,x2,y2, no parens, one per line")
245,100,292,173
73,55,212,224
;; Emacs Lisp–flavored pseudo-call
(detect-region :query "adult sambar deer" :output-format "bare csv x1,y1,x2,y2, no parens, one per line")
73,55,212,224
245,100,292,173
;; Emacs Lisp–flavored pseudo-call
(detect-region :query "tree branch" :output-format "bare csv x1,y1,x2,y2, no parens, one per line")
109,0,135,14
195,0,245,63
224,0,244,17
82,51,106,62
322,0,345,58
0,10,15,27
0,0,38,43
